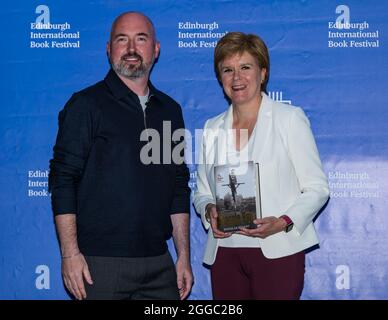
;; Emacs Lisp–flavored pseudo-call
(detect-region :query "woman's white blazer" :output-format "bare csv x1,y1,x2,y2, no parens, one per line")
193,94,330,265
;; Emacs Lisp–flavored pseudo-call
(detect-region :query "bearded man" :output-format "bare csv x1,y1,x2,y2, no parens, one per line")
49,12,192,300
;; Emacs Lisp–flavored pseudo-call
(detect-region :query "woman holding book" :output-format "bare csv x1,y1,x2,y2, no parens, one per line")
193,32,329,300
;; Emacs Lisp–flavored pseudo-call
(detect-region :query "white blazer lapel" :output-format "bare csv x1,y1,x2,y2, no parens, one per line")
214,105,233,165
252,93,273,163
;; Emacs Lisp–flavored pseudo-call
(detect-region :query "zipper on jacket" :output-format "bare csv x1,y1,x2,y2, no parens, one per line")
143,93,154,140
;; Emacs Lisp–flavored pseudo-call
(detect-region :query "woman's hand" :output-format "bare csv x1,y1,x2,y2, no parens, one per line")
205,204,232,239
236,216,287,238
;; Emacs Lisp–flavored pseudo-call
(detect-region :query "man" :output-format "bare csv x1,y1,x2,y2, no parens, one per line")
49,12,193,300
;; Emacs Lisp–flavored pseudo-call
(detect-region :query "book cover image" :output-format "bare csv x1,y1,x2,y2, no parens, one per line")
214,161,261,232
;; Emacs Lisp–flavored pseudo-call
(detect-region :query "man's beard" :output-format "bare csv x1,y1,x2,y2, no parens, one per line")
111,53,152,79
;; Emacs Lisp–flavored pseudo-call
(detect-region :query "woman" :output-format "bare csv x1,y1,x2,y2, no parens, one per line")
193,32,329,300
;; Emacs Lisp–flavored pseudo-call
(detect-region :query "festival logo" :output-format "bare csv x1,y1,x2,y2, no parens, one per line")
30,5,81,49
327,5,380,48
177,21,227,49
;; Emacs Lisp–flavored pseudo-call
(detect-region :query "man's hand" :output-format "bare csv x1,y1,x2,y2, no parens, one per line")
170,213,193,299
61,253,93,300
176,257,193,300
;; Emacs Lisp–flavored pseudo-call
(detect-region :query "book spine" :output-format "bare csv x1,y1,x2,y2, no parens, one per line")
256,163,262,219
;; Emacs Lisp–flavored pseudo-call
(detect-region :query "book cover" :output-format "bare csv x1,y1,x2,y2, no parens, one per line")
214,161,262,232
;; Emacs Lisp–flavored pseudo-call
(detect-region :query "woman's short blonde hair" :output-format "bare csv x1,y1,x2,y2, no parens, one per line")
214,32,270,93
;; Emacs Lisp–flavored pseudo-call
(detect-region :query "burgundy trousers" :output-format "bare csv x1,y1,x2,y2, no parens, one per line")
211,247,305,300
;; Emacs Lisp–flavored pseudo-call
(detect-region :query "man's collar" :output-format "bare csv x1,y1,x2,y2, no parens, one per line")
104,69,161,102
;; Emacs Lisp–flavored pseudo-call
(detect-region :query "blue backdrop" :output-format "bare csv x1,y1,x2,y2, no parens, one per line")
1,0,387,299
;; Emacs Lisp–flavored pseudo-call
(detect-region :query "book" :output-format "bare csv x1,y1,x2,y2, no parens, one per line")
214,161,262,232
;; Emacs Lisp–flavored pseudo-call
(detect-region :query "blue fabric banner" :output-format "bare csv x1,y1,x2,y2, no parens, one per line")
1,0,387,299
